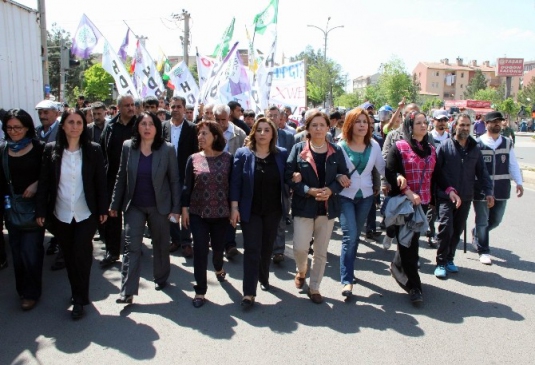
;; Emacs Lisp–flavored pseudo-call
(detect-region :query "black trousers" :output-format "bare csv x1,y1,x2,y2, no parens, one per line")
391,204,428,292
55,215,98,305
241,210,282,296
436,198,471,265
104,178,122,256
0,212,6,263
190,215,228,295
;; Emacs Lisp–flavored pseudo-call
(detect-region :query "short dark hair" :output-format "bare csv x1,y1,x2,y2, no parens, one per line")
196,120,226,152
2,109,36,140
131,112,165,151
143,96,159,107
243,109,255,118
228,101,241,111
186,104,195,111
330,111,341,120
170,96,186,107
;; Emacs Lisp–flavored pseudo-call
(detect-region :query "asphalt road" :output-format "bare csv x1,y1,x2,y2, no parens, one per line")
1,188,534,364
513,134,535,167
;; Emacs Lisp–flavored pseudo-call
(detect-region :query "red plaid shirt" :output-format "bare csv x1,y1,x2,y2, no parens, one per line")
395,140,436,204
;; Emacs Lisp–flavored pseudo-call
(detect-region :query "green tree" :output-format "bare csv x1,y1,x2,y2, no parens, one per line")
370,57,420,107
83,64,114,102
496,97,520,121
47,23,95,102
473,87,504,106
291,46,345,106
464,69,488,99
517,78,535,107
421,97,443,114
334,91,363,109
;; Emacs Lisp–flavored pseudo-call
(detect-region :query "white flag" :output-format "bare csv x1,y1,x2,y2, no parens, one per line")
167,61,200,106
101,40,139,98
133,42,165,98
196,55,216,89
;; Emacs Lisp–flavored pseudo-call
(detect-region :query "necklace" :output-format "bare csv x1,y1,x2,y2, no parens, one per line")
310,141,326,149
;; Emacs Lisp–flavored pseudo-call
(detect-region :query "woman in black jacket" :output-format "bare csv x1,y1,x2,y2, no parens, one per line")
285,110,350,304
36,109,108,320
1,109,46,311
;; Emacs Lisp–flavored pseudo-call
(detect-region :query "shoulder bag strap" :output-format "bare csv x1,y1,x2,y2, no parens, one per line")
2,144,16,197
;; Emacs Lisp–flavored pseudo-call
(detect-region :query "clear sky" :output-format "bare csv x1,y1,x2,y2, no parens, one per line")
16,0,535,83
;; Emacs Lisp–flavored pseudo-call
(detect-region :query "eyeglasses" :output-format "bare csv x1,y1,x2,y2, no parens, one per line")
6,126,25,132
435,118,448,122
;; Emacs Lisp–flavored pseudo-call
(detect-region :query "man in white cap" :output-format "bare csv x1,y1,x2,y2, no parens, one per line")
35,100,60,143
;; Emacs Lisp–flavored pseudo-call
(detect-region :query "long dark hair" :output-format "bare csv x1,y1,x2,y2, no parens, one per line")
246,117,278,154
131,112,164,151
53,109,92,160
402,111,431,158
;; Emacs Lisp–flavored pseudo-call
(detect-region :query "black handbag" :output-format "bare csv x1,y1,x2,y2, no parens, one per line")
2,145,40,231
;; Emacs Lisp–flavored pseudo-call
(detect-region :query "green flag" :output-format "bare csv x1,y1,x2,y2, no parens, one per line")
162,58,172,81
212,17,235,59
253,0,278,35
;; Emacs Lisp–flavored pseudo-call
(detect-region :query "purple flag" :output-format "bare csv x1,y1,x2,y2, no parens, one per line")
118,28,131,62
71,14,103,59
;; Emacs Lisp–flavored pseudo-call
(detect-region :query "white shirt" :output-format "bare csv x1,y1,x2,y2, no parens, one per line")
170,121,183,153
479,134,523,185
54,149,91,223
284,124,296,135
431,130,450,145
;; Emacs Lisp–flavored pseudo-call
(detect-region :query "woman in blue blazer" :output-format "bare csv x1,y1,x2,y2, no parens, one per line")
230,118,287,308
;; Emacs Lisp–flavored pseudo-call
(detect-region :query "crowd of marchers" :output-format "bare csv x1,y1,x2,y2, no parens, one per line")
0,95,522,320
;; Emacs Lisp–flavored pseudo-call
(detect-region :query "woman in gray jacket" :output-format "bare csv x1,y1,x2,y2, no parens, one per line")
110,112,180,304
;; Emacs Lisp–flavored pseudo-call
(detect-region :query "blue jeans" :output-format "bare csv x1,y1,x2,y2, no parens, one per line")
339,195,374,284
473,200,507,254
6,223,45,300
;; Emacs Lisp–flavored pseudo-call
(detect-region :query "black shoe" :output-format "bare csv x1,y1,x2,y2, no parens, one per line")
260,282,270,291
155,281,167,291
241,296,255,309
366,231,374,239
100,253,119,268
272,253,284,264
71,304,84,320
51,259,66,271
192,296,206,308
46,239,59,255
225,247,239,259
0,260,7,270
116,295,134,304
409,288,423,305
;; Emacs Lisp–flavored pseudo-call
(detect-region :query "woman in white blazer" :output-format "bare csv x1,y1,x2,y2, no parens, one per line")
337,108,386,298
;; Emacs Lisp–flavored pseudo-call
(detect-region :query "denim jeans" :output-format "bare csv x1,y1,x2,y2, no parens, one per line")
473,200,508,254
339,195,374,284
6,223,45,300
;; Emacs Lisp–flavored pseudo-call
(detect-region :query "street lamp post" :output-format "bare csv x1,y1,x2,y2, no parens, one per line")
308,17,344,108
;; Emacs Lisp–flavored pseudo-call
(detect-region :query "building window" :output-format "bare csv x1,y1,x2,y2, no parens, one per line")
435,71,440,77
461,72,464,78
460,84,463,88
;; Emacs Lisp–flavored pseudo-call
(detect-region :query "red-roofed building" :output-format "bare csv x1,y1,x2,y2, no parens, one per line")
413,58,521,101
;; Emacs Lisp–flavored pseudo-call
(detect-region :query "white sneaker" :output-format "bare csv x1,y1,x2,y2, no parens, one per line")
479,254,492,265
382,235,393,250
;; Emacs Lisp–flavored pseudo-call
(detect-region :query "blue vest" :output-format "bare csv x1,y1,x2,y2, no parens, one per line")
477,137,511,200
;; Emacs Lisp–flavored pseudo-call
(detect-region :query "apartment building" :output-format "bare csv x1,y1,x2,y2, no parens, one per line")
413,58,521,101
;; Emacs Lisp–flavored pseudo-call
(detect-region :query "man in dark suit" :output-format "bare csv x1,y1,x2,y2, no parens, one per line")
99,95,137,268
163,96,199,258
268,106,294,263
228,101,250,135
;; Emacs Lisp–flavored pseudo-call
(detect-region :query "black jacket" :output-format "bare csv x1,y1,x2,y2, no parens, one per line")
99,113,136,180
162,119,199,185
435,136,492,201
285,141,348,219
36,142,108,219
